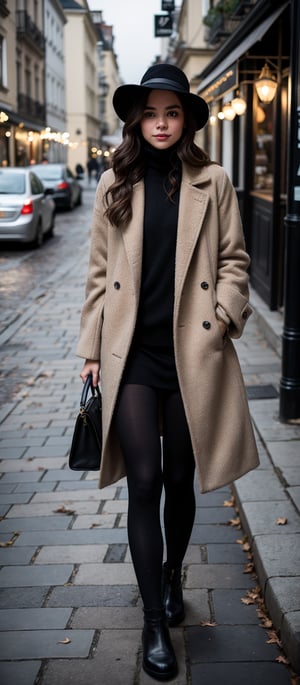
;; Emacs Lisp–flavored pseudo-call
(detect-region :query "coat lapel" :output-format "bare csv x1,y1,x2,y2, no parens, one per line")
175,166,210,304
121,180,144,298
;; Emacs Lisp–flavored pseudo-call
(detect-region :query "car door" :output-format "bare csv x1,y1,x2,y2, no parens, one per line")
30,172,48,232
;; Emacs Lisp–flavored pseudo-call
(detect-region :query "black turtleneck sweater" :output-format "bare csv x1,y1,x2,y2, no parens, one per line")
122,143,182,389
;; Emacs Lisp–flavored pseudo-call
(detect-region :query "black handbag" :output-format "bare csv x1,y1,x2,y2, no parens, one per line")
69,373,102,471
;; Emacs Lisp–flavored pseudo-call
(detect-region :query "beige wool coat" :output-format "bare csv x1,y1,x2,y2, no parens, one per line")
77,162,259,493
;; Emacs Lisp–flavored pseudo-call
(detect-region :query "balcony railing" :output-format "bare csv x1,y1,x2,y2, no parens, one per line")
18,93,46,125
203,0,255,45
16,10,45,54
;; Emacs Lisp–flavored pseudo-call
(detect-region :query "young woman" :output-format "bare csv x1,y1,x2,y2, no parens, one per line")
77,64,259,681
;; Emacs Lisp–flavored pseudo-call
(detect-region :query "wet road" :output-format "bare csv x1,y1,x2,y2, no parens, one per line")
0,183,96,404
0,186,95,335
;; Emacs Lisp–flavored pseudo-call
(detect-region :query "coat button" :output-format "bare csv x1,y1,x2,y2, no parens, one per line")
201,281,209,290
202,320,211,330
114,281,121,290
242,310,248,319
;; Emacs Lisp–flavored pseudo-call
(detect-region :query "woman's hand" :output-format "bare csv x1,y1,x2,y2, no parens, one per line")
80,360,100,387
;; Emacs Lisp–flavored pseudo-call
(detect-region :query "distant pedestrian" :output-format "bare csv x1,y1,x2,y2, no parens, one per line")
77,64,259,681
87,157,98,183
75,163,84,179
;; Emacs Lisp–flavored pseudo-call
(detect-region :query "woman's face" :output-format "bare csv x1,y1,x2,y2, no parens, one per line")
140,89,185,150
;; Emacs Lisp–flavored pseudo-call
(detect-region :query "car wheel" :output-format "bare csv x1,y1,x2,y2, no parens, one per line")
32,220,43,248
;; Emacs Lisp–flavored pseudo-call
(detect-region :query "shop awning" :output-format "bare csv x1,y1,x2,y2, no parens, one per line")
198,2,289,97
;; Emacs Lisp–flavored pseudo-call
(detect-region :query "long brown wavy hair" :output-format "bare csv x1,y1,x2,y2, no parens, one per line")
105,91,210,228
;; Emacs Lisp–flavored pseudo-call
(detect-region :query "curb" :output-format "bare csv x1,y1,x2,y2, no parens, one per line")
234,289,300,673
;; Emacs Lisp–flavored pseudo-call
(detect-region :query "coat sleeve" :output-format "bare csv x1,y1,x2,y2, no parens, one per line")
215,169,252,339
76,172,111,360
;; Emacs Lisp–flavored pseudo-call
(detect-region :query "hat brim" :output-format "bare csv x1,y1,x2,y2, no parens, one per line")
113,83,209,131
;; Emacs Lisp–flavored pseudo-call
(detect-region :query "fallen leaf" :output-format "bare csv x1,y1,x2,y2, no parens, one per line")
261,618,273,629
90,523,101,528
266,630,282,647
200,621,217,627
243,562,255,574
241,597,255,605
0,532,19,548
276,517,288,525
241,586,265,607
247,590,260,602
242,542,251,552
275,655,289,665
38,371,54,378
54,506,75,516
228,517,241,527
223,497,235,508
57,637,71,644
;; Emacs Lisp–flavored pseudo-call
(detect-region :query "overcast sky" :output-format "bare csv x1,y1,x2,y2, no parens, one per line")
88,0,165,83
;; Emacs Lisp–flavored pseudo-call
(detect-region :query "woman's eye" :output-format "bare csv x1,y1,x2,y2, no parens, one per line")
168,110,178,118
144,111,154,118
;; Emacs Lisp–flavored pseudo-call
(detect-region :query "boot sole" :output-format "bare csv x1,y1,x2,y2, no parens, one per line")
142,660,178,681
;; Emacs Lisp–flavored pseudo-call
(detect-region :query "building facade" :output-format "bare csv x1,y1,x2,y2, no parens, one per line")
90,10,122,166
0,0,47,166
43,0,67,162
60,0,99,173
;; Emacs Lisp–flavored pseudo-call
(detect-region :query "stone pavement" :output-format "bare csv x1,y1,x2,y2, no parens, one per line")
0,187,299,684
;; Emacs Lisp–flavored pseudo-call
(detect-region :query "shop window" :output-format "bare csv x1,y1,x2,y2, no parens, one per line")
253,100,274,193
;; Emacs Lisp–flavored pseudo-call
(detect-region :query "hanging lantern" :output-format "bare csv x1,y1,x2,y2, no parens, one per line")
232,95,247,116
255,63,278,103
222,103,236,120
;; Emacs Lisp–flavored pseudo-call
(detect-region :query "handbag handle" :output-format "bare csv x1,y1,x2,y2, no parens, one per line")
80,373,101,410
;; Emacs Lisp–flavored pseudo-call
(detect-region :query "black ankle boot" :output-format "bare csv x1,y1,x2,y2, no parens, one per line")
142,608,178,681
162,563,185,627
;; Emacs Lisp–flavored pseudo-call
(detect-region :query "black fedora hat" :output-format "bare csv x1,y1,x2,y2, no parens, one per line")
113,63,209,131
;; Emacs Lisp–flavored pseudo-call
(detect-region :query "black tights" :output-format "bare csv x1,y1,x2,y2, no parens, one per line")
113,384,196,611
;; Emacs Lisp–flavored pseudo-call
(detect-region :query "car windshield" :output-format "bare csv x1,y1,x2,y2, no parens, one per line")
35,165,62,180
0,172,25,194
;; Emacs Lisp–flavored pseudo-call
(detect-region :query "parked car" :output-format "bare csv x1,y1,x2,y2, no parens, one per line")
0,167,55,247
33,163,82,210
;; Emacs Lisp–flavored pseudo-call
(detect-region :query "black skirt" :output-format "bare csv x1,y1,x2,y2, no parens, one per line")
121,344,179,391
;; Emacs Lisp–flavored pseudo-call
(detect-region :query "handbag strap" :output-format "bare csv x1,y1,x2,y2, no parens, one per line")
80,373,101,410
